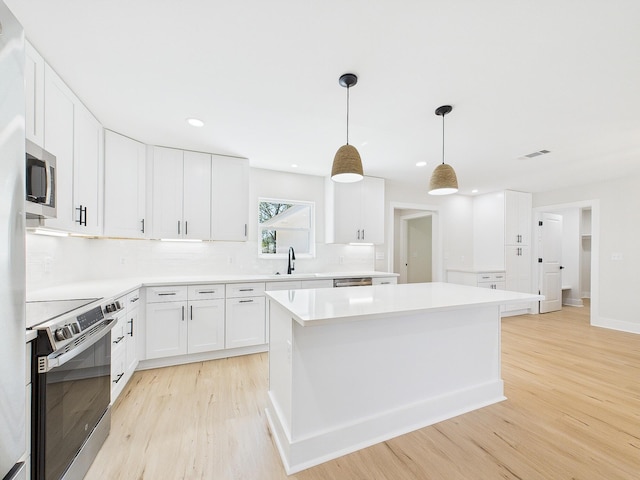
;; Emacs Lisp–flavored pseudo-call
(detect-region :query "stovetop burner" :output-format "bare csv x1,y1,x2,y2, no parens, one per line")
26,298,101,329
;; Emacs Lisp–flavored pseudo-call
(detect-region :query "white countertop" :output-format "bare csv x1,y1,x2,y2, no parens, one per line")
265,282,543,326
26,271,398,302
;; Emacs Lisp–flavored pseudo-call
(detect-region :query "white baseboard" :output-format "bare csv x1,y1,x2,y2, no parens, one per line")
136,344,268,370
266,381,505,474
562,297,584,307
591,316,640,334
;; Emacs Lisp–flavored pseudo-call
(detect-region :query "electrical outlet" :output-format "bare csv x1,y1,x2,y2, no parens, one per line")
611,253,623,261
375,252,385,260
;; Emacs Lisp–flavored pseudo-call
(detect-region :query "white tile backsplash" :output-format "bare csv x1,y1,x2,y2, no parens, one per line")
25,234,375,292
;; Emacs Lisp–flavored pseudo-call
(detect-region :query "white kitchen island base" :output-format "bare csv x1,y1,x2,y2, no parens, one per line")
265,283,540,474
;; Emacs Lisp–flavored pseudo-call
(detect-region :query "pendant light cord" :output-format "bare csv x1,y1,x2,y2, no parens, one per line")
346,86,350,145
441,112,445,165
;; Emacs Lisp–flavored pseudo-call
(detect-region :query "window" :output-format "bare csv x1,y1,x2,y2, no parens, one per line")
258,198,315,257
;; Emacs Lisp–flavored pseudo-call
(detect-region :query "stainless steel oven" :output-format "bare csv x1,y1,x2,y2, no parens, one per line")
28,298,124,480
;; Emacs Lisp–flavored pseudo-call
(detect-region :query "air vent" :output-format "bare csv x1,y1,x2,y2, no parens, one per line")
519,149,551,160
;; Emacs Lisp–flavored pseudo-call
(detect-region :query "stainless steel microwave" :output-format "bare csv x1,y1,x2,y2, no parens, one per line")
25,139,57,219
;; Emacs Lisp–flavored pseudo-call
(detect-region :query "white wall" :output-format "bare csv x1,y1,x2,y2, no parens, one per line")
533,171,640,333
26,168,375,292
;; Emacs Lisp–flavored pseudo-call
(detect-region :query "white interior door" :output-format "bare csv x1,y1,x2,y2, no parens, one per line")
539,212,563,313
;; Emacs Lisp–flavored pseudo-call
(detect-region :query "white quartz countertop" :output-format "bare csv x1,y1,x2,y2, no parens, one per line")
26,271,398,302
265,282,543,326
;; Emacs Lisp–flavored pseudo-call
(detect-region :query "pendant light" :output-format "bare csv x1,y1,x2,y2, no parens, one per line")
331,73,364,183
428,105,458,195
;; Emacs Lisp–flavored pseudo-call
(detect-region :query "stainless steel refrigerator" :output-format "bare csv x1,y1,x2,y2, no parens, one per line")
0,1,27,479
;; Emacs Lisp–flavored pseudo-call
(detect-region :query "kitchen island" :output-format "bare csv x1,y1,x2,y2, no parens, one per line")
264,282,542,474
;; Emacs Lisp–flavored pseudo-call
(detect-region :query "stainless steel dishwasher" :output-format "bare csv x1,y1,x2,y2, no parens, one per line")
333,277,373,287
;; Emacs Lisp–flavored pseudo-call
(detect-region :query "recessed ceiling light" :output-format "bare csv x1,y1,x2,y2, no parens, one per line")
291,164,298,168
472,189,479,193
186,118,204,127
416,161,427,167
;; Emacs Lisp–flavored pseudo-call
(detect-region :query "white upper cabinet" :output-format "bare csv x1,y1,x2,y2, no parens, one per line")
325,176,385,244
43,64,104,234
104,130,146,238
211,155,249,241
182,150,212,239
73,102,104,235
151,147,211,239
25,40,45,147
43,64,75,232
504,190,532,246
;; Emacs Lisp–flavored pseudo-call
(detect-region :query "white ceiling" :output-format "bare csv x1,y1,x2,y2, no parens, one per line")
7,0,640,195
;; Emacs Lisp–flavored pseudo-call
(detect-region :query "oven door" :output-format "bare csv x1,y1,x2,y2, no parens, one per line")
33,328,112,480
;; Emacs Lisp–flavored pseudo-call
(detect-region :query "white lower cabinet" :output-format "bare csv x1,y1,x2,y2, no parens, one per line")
225,282,266,349
447,270,506,290
146,285,226,359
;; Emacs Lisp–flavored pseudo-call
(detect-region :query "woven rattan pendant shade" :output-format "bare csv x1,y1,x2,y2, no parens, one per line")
331,73,364,183
428,105,459,195
428,163,458,195
332,144,363,183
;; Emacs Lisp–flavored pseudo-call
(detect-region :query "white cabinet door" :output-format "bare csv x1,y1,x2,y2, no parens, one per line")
73,103,104,235
125,307,139,374
25,41,45,147
145,301,188,359
330,180,361,243
43,65,76,231
326,176,385,244
151,147,184,239
104,130,146,238
505,190,532,246
211,155,249,241
182,150,211,239
187,299,225,353
360,176,385,244
225,296,266,348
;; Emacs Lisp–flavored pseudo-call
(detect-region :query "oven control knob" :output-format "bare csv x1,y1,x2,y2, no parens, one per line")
70,323,80,334
115,301,122,310
54,326,73,341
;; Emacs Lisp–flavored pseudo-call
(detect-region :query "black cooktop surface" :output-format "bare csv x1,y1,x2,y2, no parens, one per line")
26,298,101,328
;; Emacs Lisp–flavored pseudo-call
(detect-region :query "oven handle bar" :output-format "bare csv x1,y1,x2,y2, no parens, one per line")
38,318,116,373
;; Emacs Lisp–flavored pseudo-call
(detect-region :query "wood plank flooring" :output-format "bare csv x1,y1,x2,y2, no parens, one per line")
85,303,640,479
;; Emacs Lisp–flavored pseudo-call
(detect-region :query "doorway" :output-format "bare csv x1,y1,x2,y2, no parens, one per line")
388,202,441,284
404,214,432,283
533,200,598,324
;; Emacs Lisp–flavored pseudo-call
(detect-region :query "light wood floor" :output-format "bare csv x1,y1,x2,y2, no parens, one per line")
86,303,640,479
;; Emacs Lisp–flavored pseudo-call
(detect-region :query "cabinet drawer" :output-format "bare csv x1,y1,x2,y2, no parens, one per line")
146,285,188,303
188,284,225,300
127,289,141,308
226,282,265,298
372,277,397,286
476,272,505,283
265,281,301,291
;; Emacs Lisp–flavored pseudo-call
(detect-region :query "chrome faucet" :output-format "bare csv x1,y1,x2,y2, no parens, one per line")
287,247,296,274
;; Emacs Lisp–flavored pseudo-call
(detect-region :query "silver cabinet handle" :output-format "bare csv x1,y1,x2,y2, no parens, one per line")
190,305,193,320
128,319,134,336
185,221,188,235
239,288,254,292
178,221,181,235
141,218,145,233
198,290,216,294
158,292,177,296
239,299,254,303
362,229,365,240
181,305,185,321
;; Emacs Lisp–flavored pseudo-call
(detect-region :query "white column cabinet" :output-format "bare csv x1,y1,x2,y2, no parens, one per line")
104,131,146,238
25,40,45,147
151,147,211,239
325,176,385,244
473,190,533,313
211,155,249,241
